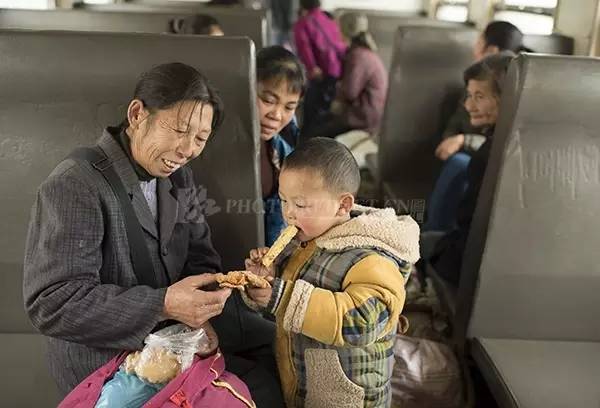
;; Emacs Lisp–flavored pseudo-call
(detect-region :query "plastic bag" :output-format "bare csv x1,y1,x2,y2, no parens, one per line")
94,324,214,407
127,324,212,384
95,369,163,408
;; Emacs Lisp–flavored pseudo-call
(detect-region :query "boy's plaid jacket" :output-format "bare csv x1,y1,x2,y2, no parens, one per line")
246,205,420,408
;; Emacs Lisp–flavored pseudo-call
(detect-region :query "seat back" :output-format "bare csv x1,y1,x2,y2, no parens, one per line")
523,33,574,55
0,7,269,48
454,54,600,345
378,24,477,204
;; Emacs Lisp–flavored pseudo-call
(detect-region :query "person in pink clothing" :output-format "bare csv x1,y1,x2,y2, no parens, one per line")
305,12,388,139
294,0,346,138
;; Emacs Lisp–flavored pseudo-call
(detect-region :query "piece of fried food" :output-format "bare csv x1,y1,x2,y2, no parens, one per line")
262,225,298,268
244,271,271,289
216,271,271,291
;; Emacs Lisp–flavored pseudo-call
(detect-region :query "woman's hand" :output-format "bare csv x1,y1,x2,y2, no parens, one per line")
163,274,232,329
435,134,465,161
244,247,275,278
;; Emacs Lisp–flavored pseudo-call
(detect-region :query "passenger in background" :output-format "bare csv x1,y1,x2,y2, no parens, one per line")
169,14,224,36
256,46,305,246
304,12,388,139
425,21,528,231
422,53,515,286
293,0,346,138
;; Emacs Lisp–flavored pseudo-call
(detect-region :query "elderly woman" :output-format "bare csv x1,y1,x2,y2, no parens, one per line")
425,21,528,231
422,52,515,286
23,63,235,397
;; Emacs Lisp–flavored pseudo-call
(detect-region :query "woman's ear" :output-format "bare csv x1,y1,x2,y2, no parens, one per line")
127,99,148,130
337,193,355,216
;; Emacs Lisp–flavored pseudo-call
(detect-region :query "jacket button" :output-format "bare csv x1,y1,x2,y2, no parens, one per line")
162,246,169,256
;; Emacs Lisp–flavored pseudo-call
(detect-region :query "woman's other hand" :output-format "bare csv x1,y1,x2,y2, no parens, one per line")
435,134,465,161
163,274,232,329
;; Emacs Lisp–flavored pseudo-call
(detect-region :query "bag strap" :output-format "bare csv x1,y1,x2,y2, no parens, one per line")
69,147,158,289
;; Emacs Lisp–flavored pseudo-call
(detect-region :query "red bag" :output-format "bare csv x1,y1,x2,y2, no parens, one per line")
59,351,255,408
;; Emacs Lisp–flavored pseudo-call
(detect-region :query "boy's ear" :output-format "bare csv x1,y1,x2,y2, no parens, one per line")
337,193,354,216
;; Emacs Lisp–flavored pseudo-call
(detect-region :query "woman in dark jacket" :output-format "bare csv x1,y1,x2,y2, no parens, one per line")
23,63,233,395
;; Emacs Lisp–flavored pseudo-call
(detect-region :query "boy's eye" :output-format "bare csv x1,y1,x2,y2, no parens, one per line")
295,203,306,209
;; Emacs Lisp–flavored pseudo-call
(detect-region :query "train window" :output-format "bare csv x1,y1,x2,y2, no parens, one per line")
0,0,51,9
435,0,470,23
493,0,558,35
322,0,424,13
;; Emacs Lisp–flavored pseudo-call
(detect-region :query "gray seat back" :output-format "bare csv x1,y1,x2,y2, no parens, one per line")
0,7,269,48
523,33,574,55
378,24,477,203
0,30,261,334
454,54,600,345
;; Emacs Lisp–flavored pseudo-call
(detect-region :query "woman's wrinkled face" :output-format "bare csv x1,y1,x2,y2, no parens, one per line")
256,79,300,141
127,99,214,178
464,79,499,128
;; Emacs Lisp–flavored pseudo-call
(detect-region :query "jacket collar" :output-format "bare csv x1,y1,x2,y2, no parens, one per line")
315,204,421,264
97,129,179,246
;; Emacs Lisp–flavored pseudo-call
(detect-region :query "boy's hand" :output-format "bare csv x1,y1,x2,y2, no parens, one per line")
247,285,273,309
245,247,275,278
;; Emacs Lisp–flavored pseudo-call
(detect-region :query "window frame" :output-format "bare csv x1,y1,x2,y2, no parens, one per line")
434,0,471,23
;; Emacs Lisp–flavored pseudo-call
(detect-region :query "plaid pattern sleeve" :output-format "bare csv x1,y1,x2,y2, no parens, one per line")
298,254,406,347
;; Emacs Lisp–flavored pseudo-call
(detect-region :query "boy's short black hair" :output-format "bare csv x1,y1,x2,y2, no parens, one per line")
282,137,360,195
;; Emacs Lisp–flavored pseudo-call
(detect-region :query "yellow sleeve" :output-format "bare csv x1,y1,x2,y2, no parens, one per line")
280,254,406,347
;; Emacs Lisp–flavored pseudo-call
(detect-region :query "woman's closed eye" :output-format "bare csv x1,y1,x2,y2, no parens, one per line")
261,96,277,105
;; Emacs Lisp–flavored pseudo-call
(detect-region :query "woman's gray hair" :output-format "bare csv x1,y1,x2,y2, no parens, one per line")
339,12,377,51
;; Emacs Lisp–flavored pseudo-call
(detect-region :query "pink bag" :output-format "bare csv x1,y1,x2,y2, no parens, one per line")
59,351,255,408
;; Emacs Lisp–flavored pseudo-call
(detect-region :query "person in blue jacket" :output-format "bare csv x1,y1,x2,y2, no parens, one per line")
256,46,306,245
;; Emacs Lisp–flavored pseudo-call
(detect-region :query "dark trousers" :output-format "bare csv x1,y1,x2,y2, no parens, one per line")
301,76,338,139
303,112,353,139
212,292,284,408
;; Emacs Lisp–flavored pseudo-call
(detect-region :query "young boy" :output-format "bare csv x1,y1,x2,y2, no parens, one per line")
243,138,420,408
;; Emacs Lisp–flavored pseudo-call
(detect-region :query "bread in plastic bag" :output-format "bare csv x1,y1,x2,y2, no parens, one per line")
125,323,214,384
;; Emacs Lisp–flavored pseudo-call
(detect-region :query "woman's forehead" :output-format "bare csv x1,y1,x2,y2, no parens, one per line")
258,79,301,100
467,78,494,94
156,102,213,129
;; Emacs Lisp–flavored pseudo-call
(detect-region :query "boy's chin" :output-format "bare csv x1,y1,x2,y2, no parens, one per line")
295,228,312,242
